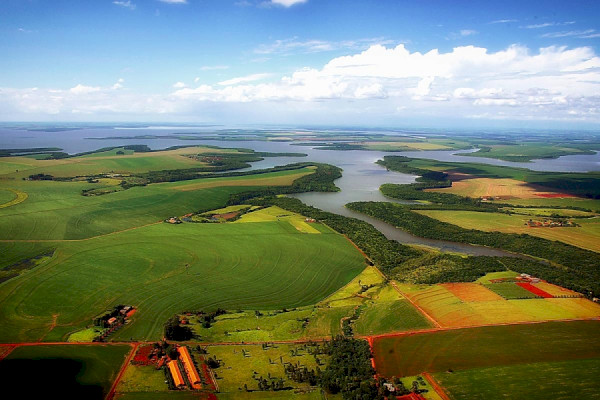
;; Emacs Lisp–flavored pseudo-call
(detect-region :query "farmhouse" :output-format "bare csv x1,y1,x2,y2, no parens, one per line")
168,360,186,389
177,346,202,390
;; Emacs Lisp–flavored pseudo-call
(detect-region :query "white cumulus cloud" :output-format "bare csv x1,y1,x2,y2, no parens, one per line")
270,0,307,7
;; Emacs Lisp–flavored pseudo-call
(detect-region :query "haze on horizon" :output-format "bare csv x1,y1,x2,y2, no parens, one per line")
1,0,599,129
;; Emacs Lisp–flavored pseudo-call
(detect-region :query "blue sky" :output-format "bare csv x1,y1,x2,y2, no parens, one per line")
1,0,599,128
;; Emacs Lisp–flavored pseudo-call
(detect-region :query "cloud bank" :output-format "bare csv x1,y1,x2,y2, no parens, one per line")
2,44,599,124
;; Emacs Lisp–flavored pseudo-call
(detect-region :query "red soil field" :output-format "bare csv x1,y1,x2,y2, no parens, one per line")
214,211,239,220
131,344,155,366
516,282,553,298
442,283,504,302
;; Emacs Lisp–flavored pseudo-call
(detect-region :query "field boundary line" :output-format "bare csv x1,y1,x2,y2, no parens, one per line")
422,371,451,400
362,316,600,341
390,281,442,328
0,220,163,243
106,342,138,400
0,345,17,361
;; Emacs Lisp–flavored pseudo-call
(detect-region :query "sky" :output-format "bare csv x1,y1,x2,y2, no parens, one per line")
1,0,599,129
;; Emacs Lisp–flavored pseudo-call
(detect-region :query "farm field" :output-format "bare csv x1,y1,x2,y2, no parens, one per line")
461,143,593,162
395,282,600,327
482,282,541,299
0,344,132,399
435,358,600,400
188,266,432,342
353,285,433,336
0,167,314,241
173,167,315,191
493,197,600,211
0,220,364,343
474,271,520,284
206,343,324,395
416,210,600,252
425,177,574,199
235,205,325,233
372,320,600,378
0,145,241,178
504,207,597,217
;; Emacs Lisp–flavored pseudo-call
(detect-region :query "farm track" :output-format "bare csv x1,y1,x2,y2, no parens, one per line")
106,342,138,400
422,372,452,400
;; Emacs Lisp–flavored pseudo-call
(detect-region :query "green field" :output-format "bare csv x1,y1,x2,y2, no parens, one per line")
474,271,519,284
353,286,433,336
373,320,600,378
0,146,242,179
417,210,600,253
435,358,600,400
483,282,540,299
207,343,324,394
1,344,131,399
0,219,364,342
462,143,593,162
186,266,430,342
505,207,597,217
0,168,314,241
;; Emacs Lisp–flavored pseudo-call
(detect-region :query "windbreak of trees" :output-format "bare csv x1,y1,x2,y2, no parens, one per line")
347,201,600,296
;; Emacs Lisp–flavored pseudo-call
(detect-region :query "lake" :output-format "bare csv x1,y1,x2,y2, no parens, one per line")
2,126,598,256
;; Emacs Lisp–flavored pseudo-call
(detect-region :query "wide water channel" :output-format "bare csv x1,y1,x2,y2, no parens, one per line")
2,127,600,256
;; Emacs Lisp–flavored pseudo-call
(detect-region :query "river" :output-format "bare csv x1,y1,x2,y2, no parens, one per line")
2,126,599,256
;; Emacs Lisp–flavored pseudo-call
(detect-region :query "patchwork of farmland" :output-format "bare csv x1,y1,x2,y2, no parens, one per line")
396,282,600,327
373,320,600,378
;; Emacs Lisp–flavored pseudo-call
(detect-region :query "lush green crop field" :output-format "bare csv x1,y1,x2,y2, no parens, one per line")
435,358,600,400
187,266,429,342
0,146,241,179
0,168,313,241
353,286,433,336
0,219,364,342
1,344,131,399
373,320,600,378
462,143,593,162
483,283,540,299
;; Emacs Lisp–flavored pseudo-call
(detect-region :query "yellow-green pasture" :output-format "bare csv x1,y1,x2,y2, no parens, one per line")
396,282,600,328
416,210,600,253
235,205,323,234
